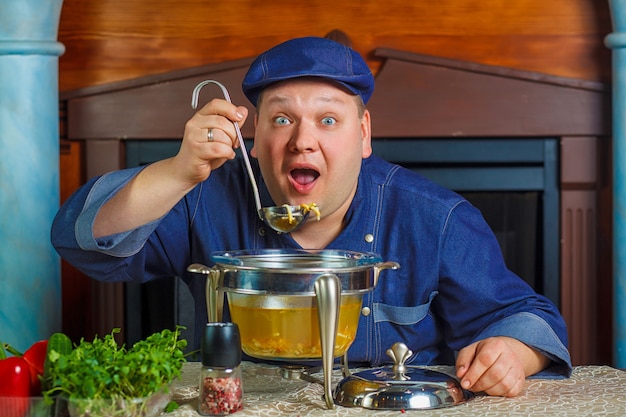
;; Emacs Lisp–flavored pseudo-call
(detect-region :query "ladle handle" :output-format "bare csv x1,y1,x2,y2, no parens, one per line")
191,80,264,219
314,273,341,410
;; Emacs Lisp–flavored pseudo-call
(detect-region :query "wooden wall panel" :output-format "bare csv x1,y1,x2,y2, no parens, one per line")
561,190,597,365
560,136,600,365
57,0,612,92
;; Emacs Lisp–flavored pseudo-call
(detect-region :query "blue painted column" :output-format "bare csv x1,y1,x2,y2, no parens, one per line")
606,0,626,368
0,0,65,351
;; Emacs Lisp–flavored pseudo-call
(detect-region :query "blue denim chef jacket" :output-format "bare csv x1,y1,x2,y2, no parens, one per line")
51,154,572,377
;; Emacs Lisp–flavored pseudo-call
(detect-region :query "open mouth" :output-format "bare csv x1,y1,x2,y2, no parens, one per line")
290,168,319,190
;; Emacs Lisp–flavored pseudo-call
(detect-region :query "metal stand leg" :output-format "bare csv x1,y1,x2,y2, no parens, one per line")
314,274,341,409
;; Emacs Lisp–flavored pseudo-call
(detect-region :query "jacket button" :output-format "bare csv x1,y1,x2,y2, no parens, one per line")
364,234,374,243
361,306,371,316
258,227,266,236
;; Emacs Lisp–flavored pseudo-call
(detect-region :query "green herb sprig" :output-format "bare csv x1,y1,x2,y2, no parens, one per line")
44,327,187,403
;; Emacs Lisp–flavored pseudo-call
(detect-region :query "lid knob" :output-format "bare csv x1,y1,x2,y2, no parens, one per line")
386,342,414,381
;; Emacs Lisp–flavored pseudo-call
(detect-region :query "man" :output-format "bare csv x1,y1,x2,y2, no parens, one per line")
52,36,571,397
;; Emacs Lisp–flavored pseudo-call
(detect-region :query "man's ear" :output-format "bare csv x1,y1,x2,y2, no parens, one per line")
250,113,259,158
361,109,373,158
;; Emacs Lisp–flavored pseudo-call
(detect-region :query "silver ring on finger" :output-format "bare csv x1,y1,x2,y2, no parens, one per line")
207,128,214,142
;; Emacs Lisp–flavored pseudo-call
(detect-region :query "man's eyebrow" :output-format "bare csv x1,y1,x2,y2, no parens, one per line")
315,95,346,105
263,95,290,106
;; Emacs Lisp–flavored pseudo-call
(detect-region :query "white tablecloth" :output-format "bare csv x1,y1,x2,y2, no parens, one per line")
168,362,626,416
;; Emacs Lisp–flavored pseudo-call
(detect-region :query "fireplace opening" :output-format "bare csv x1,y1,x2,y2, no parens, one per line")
464,192,541,291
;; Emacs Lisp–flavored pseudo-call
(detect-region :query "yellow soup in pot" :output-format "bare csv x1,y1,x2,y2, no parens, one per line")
227,292,363,360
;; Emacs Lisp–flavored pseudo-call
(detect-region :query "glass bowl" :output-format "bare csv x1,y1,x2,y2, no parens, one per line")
0,397,52,417
64,391,171,417
228,292,363,360
210,249,399,361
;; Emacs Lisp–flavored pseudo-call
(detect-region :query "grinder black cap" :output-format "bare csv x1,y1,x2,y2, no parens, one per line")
201,322,242,368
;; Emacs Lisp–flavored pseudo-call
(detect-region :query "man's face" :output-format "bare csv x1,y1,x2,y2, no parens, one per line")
250,78,372,223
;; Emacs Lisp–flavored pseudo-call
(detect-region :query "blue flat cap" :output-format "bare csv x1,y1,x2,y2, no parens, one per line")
242,36,374,106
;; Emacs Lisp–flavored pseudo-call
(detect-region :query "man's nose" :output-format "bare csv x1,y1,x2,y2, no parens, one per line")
288,123,318,152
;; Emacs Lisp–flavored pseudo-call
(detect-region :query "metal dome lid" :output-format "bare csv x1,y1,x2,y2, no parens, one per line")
333,343,473,410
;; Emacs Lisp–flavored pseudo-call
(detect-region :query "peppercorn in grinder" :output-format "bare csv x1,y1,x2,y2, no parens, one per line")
199,322,243,415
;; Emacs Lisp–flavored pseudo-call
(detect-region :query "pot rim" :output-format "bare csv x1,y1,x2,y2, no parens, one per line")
209,249,398,294
210,248,384,271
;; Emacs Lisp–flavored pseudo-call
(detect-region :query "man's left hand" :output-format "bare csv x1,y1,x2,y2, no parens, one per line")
455,336,550,397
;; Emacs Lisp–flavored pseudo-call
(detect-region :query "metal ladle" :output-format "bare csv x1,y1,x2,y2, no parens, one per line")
191,80,311,233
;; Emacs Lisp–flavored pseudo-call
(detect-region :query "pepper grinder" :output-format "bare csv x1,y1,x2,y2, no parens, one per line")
199,322,243,416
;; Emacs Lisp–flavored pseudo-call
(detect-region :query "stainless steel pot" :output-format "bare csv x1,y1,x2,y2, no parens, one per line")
187,248,399,409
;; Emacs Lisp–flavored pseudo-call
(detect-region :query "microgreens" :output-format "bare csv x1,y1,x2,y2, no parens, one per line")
43,327,187,415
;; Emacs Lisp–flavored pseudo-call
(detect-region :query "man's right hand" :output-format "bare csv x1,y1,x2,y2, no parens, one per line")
92,98,249,238
172,98,249,187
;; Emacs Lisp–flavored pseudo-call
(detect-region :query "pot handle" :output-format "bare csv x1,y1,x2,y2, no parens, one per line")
186,263,224,323
373,261,400,285
206,268,224,323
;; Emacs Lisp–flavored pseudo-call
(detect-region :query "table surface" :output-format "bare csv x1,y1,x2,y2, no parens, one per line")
168,361,626,416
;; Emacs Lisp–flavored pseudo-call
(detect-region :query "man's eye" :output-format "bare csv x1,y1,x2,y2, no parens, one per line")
321,117,336,126
274,116,291,126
